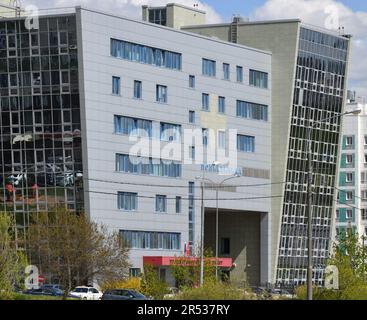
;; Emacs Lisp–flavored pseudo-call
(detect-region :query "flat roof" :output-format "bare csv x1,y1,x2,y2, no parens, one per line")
0,6,272,55
142,3,206,15
182,18,351,39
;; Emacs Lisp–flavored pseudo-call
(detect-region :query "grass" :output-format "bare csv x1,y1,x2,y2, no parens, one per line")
0,292,78,300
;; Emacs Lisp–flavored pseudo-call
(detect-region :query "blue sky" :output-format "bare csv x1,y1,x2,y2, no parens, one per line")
205,0,367,20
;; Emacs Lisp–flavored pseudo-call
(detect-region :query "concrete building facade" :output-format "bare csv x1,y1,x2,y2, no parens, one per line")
0,7,272,286
335,92,367,241
182,17,351,286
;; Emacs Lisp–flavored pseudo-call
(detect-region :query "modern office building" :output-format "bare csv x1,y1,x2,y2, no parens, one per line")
181,15,352,286
0,9,84,249
335,91,367,241
0,6,272,286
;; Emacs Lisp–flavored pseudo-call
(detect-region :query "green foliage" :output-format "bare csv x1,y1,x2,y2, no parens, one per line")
140,264,169,300
171,249,216,289
0,213,28,293
296,232,367,300
174,281,247,300
0,292,77,300
101,277,142,292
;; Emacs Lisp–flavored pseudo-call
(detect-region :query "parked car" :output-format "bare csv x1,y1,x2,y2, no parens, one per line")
101,289,149,300
41,284,65,294
69,286,102,300
24,287,64,297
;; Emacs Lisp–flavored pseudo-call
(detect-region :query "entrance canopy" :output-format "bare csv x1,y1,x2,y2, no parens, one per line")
143,256,233,268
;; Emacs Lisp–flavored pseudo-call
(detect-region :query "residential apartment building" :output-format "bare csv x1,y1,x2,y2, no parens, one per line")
0,6,272,286
335,92,367,241
182,14,351,286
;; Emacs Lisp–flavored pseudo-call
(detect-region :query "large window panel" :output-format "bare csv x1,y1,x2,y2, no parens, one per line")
111,38,181,70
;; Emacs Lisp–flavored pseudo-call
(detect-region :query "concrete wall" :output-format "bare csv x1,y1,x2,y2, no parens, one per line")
204,210,261,286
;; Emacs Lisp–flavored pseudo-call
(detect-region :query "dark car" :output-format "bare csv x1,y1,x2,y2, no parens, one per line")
24,287,64,297
41,284,65,294
101,289,149,300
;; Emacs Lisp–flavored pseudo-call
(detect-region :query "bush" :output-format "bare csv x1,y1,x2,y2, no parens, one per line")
140,264,169,300
101,277,142,292
174,281,248,300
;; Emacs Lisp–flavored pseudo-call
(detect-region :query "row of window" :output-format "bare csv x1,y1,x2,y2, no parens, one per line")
120,230,181,250
114,115,181,141
202,59,268,89
116,154,182,178
118,192,182,214
113,76,269,122
111,38,181,70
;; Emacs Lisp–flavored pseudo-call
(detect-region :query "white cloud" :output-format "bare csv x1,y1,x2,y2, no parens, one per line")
252,0,367,98
23,0,222,23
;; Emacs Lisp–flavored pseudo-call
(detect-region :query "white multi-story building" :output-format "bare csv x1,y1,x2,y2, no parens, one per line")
335,91,367,241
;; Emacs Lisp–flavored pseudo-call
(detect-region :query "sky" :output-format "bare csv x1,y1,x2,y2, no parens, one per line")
18,0,367,98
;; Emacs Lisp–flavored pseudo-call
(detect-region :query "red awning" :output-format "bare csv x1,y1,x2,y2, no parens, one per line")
143,256,233,268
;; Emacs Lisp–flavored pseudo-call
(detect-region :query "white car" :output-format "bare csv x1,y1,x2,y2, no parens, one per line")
69,286,102,300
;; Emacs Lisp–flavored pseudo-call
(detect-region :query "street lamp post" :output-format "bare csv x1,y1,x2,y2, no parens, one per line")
197,171,241,283
306,109,361,301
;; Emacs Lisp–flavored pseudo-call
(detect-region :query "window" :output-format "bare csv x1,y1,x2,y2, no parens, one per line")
160,122,181,142
190,146,196,160
346,173,353,183
364,154,367,164
202,93,209,111
362,172,367,184
346,136,353,147
111,38,181,70
202,128,208,147
346,154,353,164
176,196,182,214
362,190,367,202
148,8,167,25
134,80,142,99
220,238,230,255
362,209,367,221
114,115,152,138
112,76,120,95
156,85,167,103
346,191,353,201
189,75,195,89
121,230,180,250
250,69,268,89
218,131,226,150
156,195,167,213
236,66,243,83
118,192,137,211
189,111,196,124
116,154,182,178
129,268,141,278
336,209,340,221
346,209,353,220
218,96,225,114
202,58,216,77
223,63,230,80
236,100,268,121
237,135,255,153
364,136,367,146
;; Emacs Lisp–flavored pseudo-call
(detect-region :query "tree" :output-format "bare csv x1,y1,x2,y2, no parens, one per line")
296,231,367,300
171,248,217,289
27,209,130,294
140,264,169,299
0,213,28,294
